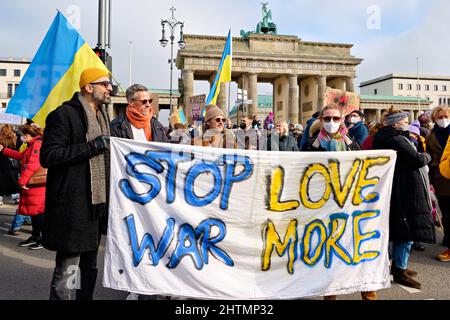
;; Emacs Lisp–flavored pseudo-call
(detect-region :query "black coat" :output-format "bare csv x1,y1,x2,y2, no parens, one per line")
40,93,105,253
110,111,169,143
373,126,435,243
0,154,19,196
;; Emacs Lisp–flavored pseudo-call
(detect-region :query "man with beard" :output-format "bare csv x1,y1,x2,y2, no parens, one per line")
40,68,112,300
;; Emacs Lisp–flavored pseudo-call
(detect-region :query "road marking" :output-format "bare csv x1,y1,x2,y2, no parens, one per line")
394,283,421,294
390,276,421,293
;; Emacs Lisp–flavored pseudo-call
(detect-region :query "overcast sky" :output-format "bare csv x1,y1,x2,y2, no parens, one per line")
1,0,449,97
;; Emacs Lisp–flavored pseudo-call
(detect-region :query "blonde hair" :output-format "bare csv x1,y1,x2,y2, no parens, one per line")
431,106,449,122
275,120,289,135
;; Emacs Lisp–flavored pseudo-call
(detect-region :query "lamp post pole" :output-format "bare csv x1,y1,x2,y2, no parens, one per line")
160,6,185,114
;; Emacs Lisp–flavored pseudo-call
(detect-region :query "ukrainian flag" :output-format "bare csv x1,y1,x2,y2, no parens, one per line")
203,29,232,117
6,11,108,127
169,108,187,126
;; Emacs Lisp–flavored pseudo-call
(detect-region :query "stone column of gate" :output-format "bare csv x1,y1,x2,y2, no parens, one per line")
237,74,248,122
409,110,415,122
248,73,258,117
317,75,327,111
217,82,227,113
376,109,382,122
345,76,355,92
182,69,194,123
288,75,299,124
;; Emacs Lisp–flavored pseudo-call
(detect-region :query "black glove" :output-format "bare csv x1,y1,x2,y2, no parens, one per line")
88,135,110,156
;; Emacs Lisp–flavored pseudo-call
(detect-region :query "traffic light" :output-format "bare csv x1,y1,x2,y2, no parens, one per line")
93,46,107,63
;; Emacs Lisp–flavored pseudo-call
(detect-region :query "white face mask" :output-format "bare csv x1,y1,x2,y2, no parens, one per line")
20,136,27,143
323,121,341,134
349,116,360,124
436,118,450,129
398,124,410,132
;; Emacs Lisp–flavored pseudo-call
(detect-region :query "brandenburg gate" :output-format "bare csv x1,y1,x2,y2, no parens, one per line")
176,5,362,125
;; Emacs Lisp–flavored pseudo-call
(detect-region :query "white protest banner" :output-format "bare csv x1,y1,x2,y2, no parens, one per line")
103,137,396,299
0,108,22,125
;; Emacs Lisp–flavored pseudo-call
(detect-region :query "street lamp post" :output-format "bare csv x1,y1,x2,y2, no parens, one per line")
159,6,185,114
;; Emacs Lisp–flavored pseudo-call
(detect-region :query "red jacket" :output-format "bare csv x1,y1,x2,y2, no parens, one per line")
2,136,45,215
361,135,375,150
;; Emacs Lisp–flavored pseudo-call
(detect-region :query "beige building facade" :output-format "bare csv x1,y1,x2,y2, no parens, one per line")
176,33,362,125
360,95,432,124
0,58,30,109
360,73,449,109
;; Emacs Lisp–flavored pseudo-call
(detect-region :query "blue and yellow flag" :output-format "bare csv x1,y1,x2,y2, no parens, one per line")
169,108,187,127
202,29,232,117
6,11,108,127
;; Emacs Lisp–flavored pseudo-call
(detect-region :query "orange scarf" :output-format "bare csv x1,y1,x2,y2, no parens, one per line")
126,107,152,141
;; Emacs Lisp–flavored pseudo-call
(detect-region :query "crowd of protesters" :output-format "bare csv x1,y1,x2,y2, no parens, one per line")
1,67,450,300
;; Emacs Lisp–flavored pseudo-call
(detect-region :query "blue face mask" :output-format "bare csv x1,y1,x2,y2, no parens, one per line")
268,124,274,130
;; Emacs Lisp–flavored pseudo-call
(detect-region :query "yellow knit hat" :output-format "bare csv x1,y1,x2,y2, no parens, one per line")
79,68,110,89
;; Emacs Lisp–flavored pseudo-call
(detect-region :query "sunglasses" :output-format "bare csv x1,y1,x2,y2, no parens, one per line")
90,81,113,89
215,118,227,123
323,116,342,123
133,99,153,105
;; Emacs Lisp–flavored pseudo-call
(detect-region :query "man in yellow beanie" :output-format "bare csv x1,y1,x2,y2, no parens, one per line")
40,67,112,300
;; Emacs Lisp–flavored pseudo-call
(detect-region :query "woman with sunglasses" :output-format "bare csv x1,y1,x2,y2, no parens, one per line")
305,105,378,300
194,104,236,149
306,105,360,152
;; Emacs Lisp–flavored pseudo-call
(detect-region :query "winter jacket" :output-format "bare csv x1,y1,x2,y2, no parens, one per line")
0,153,19,196
299,116,318,151
110,110,169,143
40,93,107,253
373,126,435,243
348,121,369,146
2,136,45,215
440,135,450,179
361,135,375,150
235,128,261,150
267,133,299,151
427,131,450,196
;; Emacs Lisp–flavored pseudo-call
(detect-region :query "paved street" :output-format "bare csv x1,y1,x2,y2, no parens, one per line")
0,203,448,300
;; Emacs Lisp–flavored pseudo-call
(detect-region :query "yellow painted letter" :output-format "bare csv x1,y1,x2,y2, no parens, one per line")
325,213,352,268
352,210,381,264
300,164,331,210
353,157,389,206
301,220,327,266
268,167,300,212
262,219,298,274
329,159,361,208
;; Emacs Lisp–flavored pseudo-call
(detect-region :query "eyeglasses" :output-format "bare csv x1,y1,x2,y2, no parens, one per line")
215,118,227,123
133,99,153,105
323,116,342,123
90,81,113,89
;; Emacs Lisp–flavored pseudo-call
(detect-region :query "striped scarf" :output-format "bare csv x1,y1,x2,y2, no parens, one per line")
317,125,348,151
79,93,111,220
